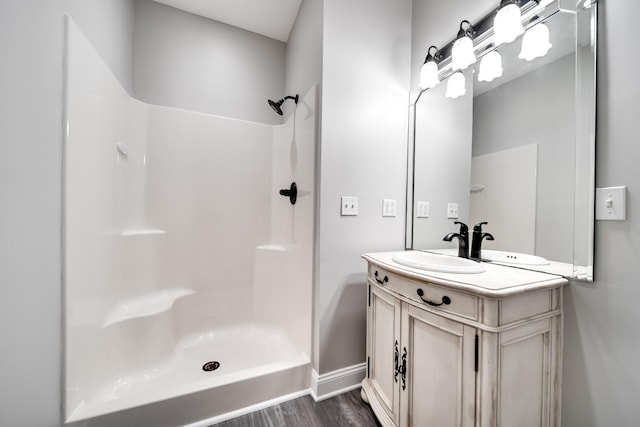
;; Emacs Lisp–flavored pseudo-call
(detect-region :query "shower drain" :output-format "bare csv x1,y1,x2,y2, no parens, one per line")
202,361,220,372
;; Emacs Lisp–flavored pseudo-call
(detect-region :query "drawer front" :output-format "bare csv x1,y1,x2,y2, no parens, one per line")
369,265,479,322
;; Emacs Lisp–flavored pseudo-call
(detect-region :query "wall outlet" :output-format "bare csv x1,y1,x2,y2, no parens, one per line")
416,201,429,218
447,203,459,219
341,196,358,216
383,199,397,217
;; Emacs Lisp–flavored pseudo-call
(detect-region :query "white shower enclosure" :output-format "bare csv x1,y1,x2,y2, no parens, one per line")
63,18,315,426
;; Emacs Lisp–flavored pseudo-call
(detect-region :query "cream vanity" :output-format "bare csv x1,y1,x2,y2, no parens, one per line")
361,251,567,427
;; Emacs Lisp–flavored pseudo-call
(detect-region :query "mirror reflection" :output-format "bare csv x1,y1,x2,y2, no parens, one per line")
408,3,596,280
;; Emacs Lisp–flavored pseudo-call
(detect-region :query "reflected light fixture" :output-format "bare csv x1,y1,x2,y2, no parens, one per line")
494,0,525,45
445,71,466,99
477,50,503,82
419,46,443,90
519,21,552,61
451,20,477,71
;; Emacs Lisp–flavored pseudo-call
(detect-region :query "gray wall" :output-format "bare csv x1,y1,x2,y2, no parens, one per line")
412,0,640,424
62,0,135,93
562,1,640,425
0,1,136,426
412,69,473,249
473,54,575,263
317,0,411,374
132,0,286,125
284,0,323,119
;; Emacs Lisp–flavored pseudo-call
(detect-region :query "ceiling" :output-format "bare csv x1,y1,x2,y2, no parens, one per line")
152,0,303,42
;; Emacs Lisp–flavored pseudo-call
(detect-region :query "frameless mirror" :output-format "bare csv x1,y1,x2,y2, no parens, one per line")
406,0,596,280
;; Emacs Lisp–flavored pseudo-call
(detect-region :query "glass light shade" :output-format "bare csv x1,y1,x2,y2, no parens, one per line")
419,60,440,89
445,72,466,99
494,4,525,45
519,23,552,61
451,36,476,71
477,51,503,82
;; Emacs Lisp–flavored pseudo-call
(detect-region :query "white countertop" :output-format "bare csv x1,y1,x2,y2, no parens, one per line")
363,251,568,298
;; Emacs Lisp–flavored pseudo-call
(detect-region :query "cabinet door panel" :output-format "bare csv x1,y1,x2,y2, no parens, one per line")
401,303,476,427
498,318,555,427
368,284,401,424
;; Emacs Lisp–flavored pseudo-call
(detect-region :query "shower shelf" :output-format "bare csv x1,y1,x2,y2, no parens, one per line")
102,287,195,328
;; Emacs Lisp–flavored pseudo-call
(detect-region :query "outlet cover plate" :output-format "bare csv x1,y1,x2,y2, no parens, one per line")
383,199,397,217
447,203,459,219
416,201,429,218
595,186,626,220
341,196,358,216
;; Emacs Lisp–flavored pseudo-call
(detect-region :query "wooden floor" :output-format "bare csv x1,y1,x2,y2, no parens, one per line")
211,389,381,427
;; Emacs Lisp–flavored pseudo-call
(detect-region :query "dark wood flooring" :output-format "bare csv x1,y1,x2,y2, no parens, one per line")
211,389,381,427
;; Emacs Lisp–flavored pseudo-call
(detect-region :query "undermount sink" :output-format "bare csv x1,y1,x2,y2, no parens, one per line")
480,250,550,266
392,251,485,274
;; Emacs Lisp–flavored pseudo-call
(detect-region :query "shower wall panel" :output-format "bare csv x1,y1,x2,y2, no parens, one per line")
145,106,273,336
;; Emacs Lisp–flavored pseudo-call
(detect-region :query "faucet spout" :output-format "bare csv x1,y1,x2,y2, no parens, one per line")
443,221,469,258
470,222,495,259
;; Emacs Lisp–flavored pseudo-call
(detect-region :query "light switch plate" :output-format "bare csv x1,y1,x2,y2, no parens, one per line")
595,186,626,220
341,196,358,216
447,203,459,219
382,199,397,217
416,201,429,218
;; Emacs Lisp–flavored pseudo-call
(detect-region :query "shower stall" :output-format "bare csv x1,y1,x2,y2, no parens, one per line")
63,18,315,426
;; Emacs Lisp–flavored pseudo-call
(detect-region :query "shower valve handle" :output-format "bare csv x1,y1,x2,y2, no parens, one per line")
279,182,297,205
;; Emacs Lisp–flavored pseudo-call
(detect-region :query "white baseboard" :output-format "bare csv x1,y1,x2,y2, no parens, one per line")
310,363,367,402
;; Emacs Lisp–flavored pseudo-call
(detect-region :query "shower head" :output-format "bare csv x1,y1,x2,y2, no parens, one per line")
267,94,299,116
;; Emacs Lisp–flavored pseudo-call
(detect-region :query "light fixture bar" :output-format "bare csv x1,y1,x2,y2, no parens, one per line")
412,0,560,104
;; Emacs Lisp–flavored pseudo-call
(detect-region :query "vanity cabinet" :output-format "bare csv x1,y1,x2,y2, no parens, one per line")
362,252,567,427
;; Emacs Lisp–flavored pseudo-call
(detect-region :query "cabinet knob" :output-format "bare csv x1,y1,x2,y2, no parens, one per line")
416,289,451,306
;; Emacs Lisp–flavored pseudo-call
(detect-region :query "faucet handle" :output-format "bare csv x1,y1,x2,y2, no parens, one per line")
454,221,468,233
473,221,488,232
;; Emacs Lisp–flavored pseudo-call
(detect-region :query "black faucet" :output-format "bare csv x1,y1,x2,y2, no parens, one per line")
470,222,494,259
443,221,469,258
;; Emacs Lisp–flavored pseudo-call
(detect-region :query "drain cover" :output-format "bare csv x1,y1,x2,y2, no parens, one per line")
202,361,220,372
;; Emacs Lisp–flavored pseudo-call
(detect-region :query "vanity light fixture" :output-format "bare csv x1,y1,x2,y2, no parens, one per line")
478,50,503,82
494,0,525,45
519,20,552,61
451,20,477,71
445,71,466,98
419,46,443,90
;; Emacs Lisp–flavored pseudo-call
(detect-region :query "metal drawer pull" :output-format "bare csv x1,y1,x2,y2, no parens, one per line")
416,289,451,306
401,347,407,391
394,340,399,383
374,271,389,284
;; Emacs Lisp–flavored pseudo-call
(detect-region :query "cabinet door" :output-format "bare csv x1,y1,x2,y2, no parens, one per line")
367,283,402,425
400,302,476,427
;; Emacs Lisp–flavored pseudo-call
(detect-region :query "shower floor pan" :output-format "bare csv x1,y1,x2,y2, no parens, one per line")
66,323,310,427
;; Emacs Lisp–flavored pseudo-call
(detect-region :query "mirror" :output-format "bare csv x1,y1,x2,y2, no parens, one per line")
406,1,596,280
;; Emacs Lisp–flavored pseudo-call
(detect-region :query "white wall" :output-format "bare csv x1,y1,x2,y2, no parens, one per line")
132,0,286,125
317,0,411,374
0,1,137,425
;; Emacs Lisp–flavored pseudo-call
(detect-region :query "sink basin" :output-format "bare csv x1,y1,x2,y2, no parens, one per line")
480,250,550,266
392,251,485,274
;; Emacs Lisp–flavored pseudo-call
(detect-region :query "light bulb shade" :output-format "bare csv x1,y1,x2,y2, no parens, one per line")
446,72,466,99
519,23,552,61
494,3,525,45
419,60,440,89
478,51,503,82
451,36,476,71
